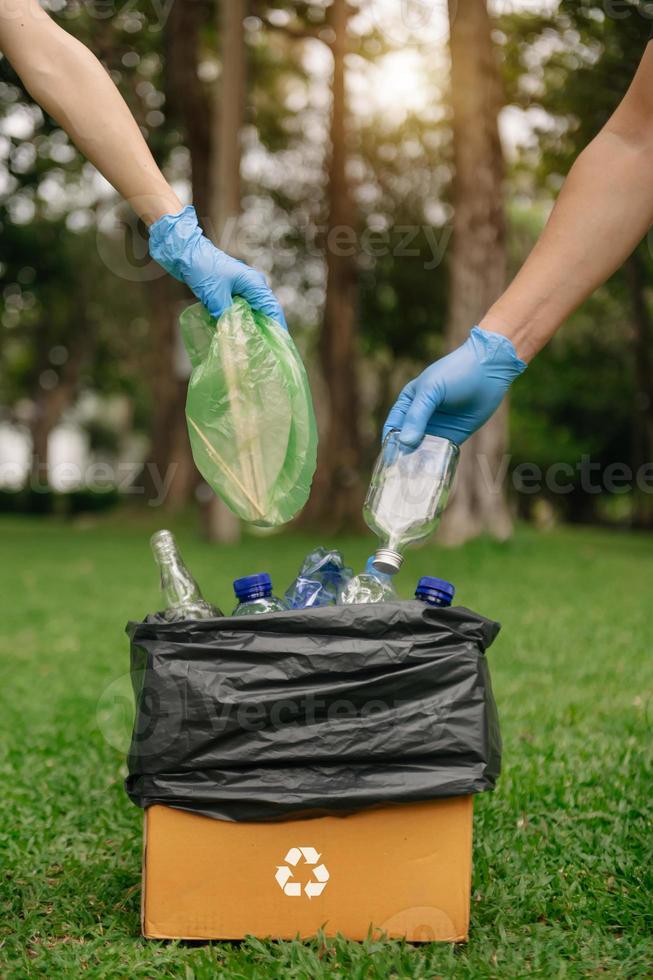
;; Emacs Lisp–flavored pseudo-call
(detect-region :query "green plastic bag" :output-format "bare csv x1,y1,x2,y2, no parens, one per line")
180,299,318,526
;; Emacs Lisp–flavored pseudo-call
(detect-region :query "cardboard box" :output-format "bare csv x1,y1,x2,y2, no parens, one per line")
142,796,473,943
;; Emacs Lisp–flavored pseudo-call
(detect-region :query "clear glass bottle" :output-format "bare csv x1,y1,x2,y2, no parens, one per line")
338,558,397,605
150,530,222,621
415,576,456,608
232,573,288,616
364,431,459,575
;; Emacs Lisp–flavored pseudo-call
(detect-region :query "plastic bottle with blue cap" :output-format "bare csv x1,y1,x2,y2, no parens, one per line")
338,556,397,605
415,576,456,608
232,573,288,616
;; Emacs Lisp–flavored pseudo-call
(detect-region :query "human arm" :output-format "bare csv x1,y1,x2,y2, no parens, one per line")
0,0,180,225
0,0,286,324
387,41,653,447
482,40,653,361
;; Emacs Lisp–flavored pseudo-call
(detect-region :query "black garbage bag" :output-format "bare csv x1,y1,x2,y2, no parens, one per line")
125,602,501,822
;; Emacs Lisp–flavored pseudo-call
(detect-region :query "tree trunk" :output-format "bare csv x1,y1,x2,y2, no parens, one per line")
626,251,653,529
210,0,246,242
440,0,512,545
165,0,212,221
201,0,247,544
140,274,196,510
139,0,213,510
303,0,362,529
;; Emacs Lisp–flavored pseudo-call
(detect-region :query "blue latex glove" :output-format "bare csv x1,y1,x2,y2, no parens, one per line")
384,327,527,447
149,205,287,327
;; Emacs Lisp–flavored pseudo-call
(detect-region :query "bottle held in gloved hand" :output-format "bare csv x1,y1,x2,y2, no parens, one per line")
233,573,288,616
364,430,459,575
415,576,455,608
338,561,397,605
151,530,222,621
284,547,353,609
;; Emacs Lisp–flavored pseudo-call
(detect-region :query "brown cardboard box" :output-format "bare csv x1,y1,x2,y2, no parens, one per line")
142,796,473,942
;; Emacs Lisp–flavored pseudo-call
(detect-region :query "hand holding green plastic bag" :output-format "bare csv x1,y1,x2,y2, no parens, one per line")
180,299,318,526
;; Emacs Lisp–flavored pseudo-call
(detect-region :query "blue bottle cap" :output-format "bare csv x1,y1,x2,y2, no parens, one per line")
233,573,272,601
415,576,456,607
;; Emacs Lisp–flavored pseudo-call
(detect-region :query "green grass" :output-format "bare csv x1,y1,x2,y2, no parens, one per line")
0,514,651,978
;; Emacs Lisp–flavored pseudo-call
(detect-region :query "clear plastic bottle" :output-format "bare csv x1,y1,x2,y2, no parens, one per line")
285,547,353,609
364,555,394,587
232,573,288,616
338,560,397,605
415,576,456,608
151,530,222,621
364,431,459,575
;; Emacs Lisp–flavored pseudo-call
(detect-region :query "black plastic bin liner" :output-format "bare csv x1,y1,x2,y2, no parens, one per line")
125,601,501,822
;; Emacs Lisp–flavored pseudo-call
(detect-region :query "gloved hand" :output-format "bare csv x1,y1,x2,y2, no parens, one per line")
149,205,287,328
384,327,527,447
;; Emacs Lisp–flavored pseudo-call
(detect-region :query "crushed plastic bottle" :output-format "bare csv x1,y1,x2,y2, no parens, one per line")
364,430,459,575
338,563,397,605
232,573,288,616
415,576,456,608
151,530,222,621
284,547,353,609
180,298,317,527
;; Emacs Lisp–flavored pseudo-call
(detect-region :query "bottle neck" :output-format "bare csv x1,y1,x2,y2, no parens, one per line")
153,545,203,608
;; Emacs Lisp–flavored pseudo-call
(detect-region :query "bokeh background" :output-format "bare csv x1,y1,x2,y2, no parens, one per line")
1,0,652,544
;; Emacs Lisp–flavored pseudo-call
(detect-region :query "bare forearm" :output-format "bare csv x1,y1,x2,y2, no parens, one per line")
0,0,181,224
481,44,653,361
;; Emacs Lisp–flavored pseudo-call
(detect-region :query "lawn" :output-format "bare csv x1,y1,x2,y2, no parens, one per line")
0,514,651,978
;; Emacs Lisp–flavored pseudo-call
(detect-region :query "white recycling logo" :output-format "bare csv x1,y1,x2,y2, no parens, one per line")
275,846,330,898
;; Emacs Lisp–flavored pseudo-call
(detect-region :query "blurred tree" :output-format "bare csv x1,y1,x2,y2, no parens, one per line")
0,23,150,488
440,0,512,544
0,2,190,499
304,0,362,526
501,0,653,526
255,0,368,528
139,0,210,512
0,220,96,486
355,62,453,456
203,0,246,544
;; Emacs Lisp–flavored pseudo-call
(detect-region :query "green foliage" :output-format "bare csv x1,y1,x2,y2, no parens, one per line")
498,6,653,520
357,111,452,362
0,517,651,976
0,0,651,524
0,3,163,413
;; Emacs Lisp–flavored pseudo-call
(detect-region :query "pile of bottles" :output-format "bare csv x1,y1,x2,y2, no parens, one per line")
151,531,456,621
150,429,461,621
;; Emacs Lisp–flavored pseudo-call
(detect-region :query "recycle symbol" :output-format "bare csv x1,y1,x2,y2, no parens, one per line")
275,846,330,898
